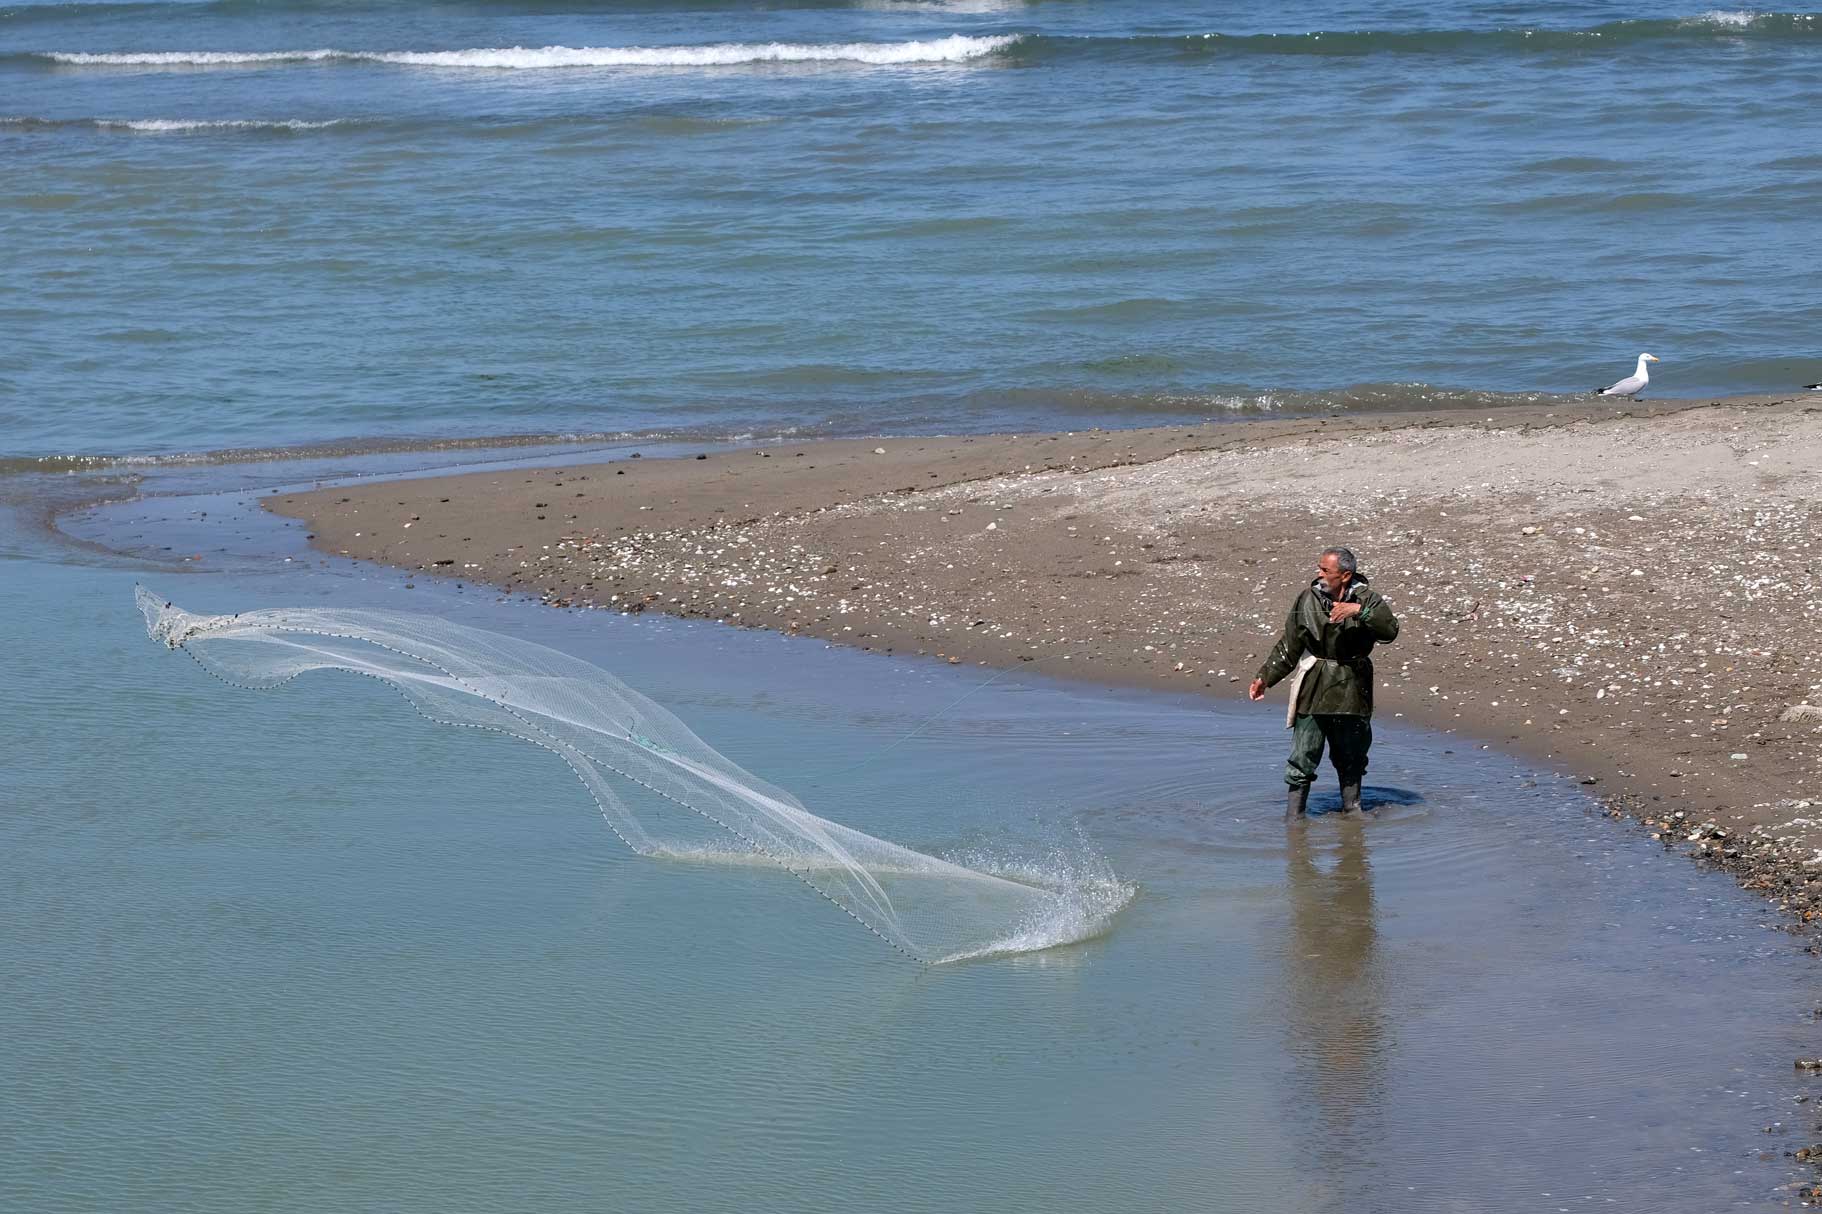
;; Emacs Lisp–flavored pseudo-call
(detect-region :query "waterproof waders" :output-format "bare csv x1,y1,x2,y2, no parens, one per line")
1286,713,1370,813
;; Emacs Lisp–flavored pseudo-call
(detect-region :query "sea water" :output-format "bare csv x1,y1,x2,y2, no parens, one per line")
4,475,1821,1210
4,0,1822,459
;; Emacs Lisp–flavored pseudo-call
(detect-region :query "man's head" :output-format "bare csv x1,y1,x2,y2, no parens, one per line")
1316,546,1356,596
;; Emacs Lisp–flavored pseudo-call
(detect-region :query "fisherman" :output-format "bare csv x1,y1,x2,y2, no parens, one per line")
1248,547,1399,818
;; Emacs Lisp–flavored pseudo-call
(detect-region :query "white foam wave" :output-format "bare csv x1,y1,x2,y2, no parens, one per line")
45,35,1019,70
48,48,343,65
379,34,1018,67
0,114,347,133
1687,9,1765,28
100,117,345,132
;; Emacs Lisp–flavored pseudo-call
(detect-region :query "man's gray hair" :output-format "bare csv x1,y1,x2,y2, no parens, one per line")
1320,546,1357,575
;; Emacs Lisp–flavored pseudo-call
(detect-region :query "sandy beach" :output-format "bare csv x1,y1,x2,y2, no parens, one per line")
270,394,1822,927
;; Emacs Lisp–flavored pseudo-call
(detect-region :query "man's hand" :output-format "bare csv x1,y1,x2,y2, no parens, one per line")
1328,601,1362,624
1248,678,1266,701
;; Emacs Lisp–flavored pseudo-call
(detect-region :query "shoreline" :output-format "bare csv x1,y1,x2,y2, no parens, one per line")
0,389,1775,474
265,393,1822,930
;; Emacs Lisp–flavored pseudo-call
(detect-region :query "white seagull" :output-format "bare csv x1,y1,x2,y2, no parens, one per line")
1595,352,1660,397
1807,382,1821,391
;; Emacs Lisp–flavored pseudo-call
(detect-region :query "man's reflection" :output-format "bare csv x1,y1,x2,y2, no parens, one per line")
1283,814,1385,1149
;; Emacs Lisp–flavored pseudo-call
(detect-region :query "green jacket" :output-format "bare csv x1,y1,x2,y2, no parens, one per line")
1256,575,1400,717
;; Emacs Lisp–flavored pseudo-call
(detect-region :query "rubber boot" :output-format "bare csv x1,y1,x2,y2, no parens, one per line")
1286,784,1310,820
1340,780,1363,815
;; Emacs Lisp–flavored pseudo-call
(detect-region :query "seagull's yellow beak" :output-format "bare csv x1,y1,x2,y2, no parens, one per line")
1645,354,1660,362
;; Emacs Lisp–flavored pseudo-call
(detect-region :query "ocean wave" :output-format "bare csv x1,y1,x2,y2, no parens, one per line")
985,384,1582,421
1690,9,1767,28
0,114,350,133
38,47,341,66
105,116,344,131
36,34,1020,69
1234,12,1816,53
1,0,1008,23
24,16,1819,73
997,15,1822,62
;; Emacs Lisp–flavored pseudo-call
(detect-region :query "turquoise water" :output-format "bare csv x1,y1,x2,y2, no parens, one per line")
5,477,1821,1209
5,1,1822,458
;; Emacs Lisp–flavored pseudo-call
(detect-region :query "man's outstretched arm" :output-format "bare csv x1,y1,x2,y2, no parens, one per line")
1249,606,1306,700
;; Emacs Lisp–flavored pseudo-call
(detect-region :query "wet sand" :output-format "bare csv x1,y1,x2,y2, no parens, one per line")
268,394,1822,927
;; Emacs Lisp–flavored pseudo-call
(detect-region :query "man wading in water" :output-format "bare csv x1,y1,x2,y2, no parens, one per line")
1249,547,1400,819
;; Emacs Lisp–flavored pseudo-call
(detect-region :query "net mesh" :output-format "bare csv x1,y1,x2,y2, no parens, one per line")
137,588,1131,963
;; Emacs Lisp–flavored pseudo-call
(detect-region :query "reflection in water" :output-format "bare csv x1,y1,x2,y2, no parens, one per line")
1283,817,1385,1154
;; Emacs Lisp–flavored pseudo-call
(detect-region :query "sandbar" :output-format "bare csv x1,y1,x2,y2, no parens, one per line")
268,395,1822,924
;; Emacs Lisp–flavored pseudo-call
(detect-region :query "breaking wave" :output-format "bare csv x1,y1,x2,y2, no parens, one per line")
0,114,350,133
1,0,1015,21
21,16,1818,74
36,34,1020,69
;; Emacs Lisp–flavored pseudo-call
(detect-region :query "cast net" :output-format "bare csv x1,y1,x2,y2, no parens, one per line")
136,588,1130,963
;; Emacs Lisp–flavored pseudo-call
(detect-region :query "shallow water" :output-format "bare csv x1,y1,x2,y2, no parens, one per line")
5,0,1822,458
5,472,1819,1210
